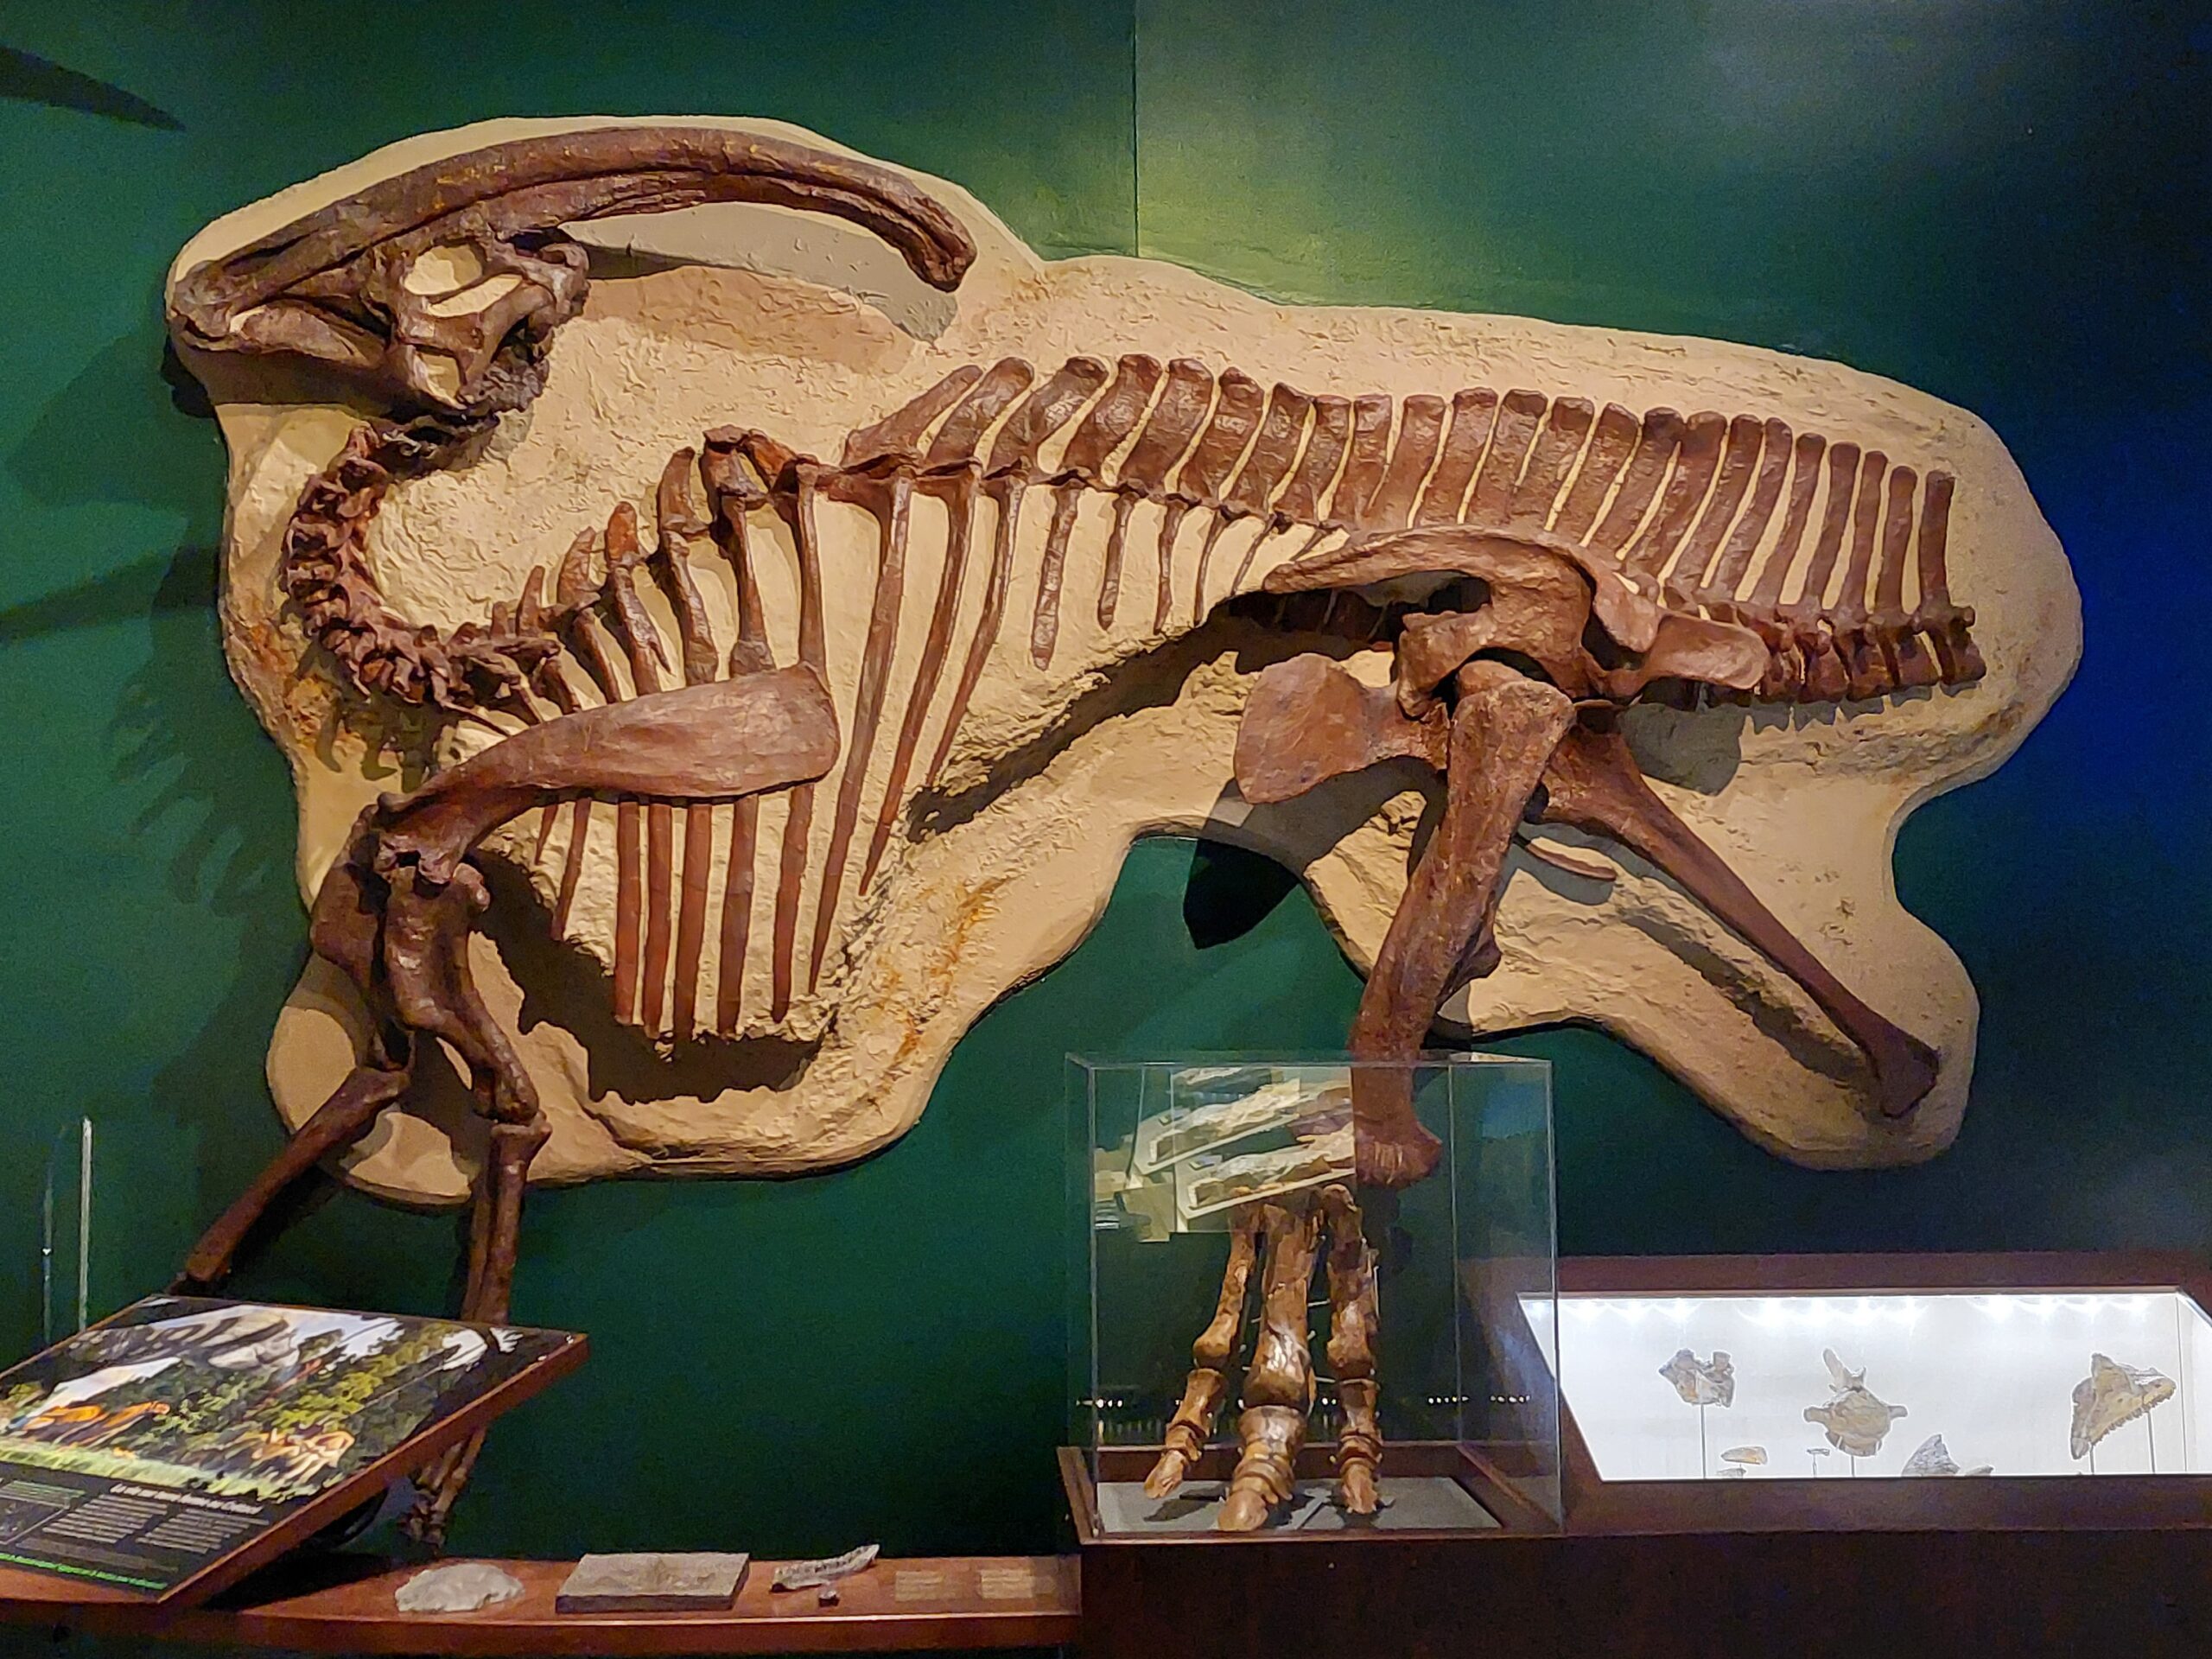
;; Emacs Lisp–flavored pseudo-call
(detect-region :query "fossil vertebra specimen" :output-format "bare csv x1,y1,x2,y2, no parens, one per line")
2069,1354,2175,1460
1804,1347,1907,1457
1660,1349,1735,1408
161,118,2076,1532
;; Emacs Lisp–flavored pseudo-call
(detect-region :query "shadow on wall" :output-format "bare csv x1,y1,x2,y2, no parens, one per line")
111,543,311,1245
1,296,312,1301
0,45,181,131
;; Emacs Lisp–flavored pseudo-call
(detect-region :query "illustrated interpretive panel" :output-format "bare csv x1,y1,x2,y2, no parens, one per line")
0,1297,579,1599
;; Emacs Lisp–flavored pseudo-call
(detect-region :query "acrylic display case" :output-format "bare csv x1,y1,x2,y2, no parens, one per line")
1065,1053,1560,1539
1540,1253,2212,1533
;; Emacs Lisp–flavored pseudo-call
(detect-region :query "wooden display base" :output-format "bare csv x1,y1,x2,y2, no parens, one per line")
1068,1251,2212,1659
1066,1446,2212,1657
0,1553,1077,1655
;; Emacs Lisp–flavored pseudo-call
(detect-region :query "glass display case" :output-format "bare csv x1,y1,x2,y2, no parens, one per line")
1066,1053,1560,1537
1533,1286,2209,1480
1532,1254,2212,1533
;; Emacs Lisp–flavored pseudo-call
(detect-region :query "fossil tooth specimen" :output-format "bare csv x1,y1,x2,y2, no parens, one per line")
1719,1446,1767,1466
1803,1348,1907,1457
2069,1353,2175,1459
1659,1349,1735,1408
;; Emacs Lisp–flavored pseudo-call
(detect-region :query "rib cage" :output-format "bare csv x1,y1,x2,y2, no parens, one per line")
319,355,1986,1048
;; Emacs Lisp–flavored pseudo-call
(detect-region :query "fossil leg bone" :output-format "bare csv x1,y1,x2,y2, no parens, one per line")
175,1062,411,1290
1535,722,1939,1117
1341,663,1580,1187
1219,1199,1324,1531
1143,1204,1263,1499
174,669,840,1281
172,667,841,1539
410,1113,550,1548
1320,1183,1382,1515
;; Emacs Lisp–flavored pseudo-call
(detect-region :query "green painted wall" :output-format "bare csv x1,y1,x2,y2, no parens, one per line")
0,0,2205,1606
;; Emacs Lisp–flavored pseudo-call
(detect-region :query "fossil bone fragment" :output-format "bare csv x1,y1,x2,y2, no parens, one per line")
162,117,2076,1529
771,1544,880,1592
1145,1185,1379,1529
1901,1433,1990,1478
1135,1077,1345,1174
396,1561,524,1612
2069,1354,2175,1460
1719,1446,1766,1466
1659,1350,1735,1408
1803,1348,1907,1457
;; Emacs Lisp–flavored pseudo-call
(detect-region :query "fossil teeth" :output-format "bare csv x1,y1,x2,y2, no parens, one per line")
2069,1352,2175,1459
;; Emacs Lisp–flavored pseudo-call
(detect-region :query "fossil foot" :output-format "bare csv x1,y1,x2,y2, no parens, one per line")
1337,1460,1380,1516
1142,1446,1198,1499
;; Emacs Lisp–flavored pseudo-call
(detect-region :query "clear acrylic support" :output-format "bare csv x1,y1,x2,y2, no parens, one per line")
41,1116,93,1344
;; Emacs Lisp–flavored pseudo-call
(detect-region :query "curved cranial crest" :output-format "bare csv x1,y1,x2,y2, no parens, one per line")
169,126,976,418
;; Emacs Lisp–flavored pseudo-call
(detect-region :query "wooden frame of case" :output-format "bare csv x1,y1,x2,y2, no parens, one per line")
1064,1252,2212,1659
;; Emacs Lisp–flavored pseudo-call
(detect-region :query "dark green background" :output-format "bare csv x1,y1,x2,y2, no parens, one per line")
0,0,2205,1589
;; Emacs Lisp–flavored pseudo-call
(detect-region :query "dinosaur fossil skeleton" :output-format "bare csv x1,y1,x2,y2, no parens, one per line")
162,119,2075,1535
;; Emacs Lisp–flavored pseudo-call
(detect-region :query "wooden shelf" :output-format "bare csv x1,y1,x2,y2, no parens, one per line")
0,1554,1078,1655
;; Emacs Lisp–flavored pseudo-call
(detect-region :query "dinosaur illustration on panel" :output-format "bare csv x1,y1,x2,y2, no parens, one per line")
162,119,2076,1535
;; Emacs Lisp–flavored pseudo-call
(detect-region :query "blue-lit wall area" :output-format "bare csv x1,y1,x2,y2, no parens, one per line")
0,1,2202,1563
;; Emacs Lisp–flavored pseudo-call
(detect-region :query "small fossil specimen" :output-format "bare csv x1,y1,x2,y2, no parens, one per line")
1901,1433,1991,1478
2069,1353,2175,1459
1659,1349,1735,1408
1802,1347,1907,1457
1719,1446,1767,1465
556,1553,751,1613
396,1561,524,1613
772,1544,880,1592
